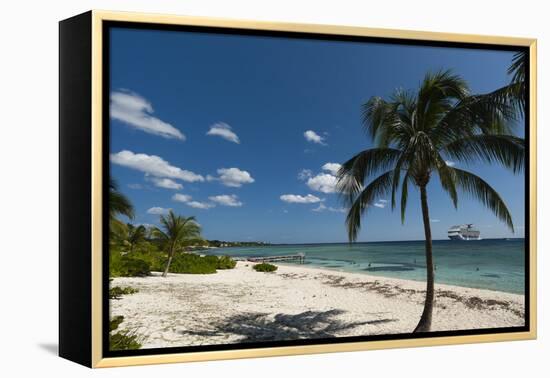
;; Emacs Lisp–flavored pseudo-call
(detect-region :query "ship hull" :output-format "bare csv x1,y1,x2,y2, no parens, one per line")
448,234,482,241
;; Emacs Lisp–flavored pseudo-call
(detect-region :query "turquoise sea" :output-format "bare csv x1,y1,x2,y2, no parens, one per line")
203,239,526,294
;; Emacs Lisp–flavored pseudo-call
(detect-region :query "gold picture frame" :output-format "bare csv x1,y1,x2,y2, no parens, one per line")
59,10,537,368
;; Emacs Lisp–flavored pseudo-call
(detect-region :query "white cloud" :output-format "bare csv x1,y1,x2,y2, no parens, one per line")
379,199,388,203
304,130,326,145
172,193,192,203
322,163,342,175
146,207,171,215
148,177,183,190
208,167,255,187
373,202,386,208
307,173,338,194
206,122,240,144
445,160,456,167
280,194,322,204
110,90,185,140
312,203,347,213
329,206,347,213
127,183,143,189
110,150,204,182
186,201,215,209
172,193,215,209
298,169,313,181
209,194,243,207
312,203,327,212
136,223,155,229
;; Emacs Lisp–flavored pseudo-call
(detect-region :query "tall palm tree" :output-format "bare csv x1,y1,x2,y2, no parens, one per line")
337,70,524,332
151,211,202,277
125,224,147,253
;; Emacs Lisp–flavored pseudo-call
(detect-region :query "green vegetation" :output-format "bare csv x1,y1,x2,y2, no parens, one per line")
152,254,237,274
162,253,218,274
336,61,525,332
217,255,237,269
109,185,240,278
109,179,135,241
207,240,270,248
109,315,142,350
109,252,151,277
110,315,125,331
151,211,203,277
124,224,147,254
253,263,278,272
109,240,237,277
109,286,139,299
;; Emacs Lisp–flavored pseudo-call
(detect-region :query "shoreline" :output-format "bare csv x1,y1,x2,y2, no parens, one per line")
271,261,524,295
111,262,525,349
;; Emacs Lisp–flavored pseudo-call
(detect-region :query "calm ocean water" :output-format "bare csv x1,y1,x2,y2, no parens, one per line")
203,239,525,294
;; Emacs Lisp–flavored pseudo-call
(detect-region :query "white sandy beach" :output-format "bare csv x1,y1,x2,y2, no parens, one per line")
110,262,525,349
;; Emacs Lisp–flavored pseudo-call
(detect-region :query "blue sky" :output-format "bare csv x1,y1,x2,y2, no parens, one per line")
109,27,525,243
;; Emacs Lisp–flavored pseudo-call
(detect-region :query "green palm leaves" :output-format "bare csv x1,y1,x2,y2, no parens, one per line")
109,179,135,240
336,67,525,333
337,70,524,242
125,224,147,253
151,210,203,277
109,179,134,220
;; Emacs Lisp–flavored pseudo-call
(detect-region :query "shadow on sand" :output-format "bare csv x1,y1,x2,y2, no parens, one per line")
180,309,396,342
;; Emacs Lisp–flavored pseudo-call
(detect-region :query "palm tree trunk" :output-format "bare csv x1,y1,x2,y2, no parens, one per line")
162,245,174,278
414,185,435,333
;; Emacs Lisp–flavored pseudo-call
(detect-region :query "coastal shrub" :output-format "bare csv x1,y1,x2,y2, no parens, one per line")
216,255,237,270
110,315,125,331
110,331,142,351
120,256,150,277
166,253,217,274
253,263,278,272
109,249,125,277
109,250,151,277
109,286,139,299
109,315,142,350
203,255,220,266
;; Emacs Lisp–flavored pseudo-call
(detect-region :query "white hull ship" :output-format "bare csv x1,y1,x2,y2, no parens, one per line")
448,224,481,240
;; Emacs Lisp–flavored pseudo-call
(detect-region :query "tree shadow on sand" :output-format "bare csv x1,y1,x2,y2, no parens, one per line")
180,309,396,343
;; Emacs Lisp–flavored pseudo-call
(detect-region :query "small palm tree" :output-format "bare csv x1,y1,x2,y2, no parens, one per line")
151,211,202,277
337,70,524,332
125,224,147,253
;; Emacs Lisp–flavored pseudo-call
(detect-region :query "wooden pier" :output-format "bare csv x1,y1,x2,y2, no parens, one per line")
247,253,305,264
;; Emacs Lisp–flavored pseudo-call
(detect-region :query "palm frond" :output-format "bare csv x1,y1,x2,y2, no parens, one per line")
451,167,514,231
443,134,525,173
508,51,526,86
336,148,402,205
346,171,394,242
434,154,458,208
416,70,469,132
109,178,135,219
431,87,518,147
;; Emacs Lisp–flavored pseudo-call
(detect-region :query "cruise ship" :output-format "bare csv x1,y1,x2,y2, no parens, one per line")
447,224,481,240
